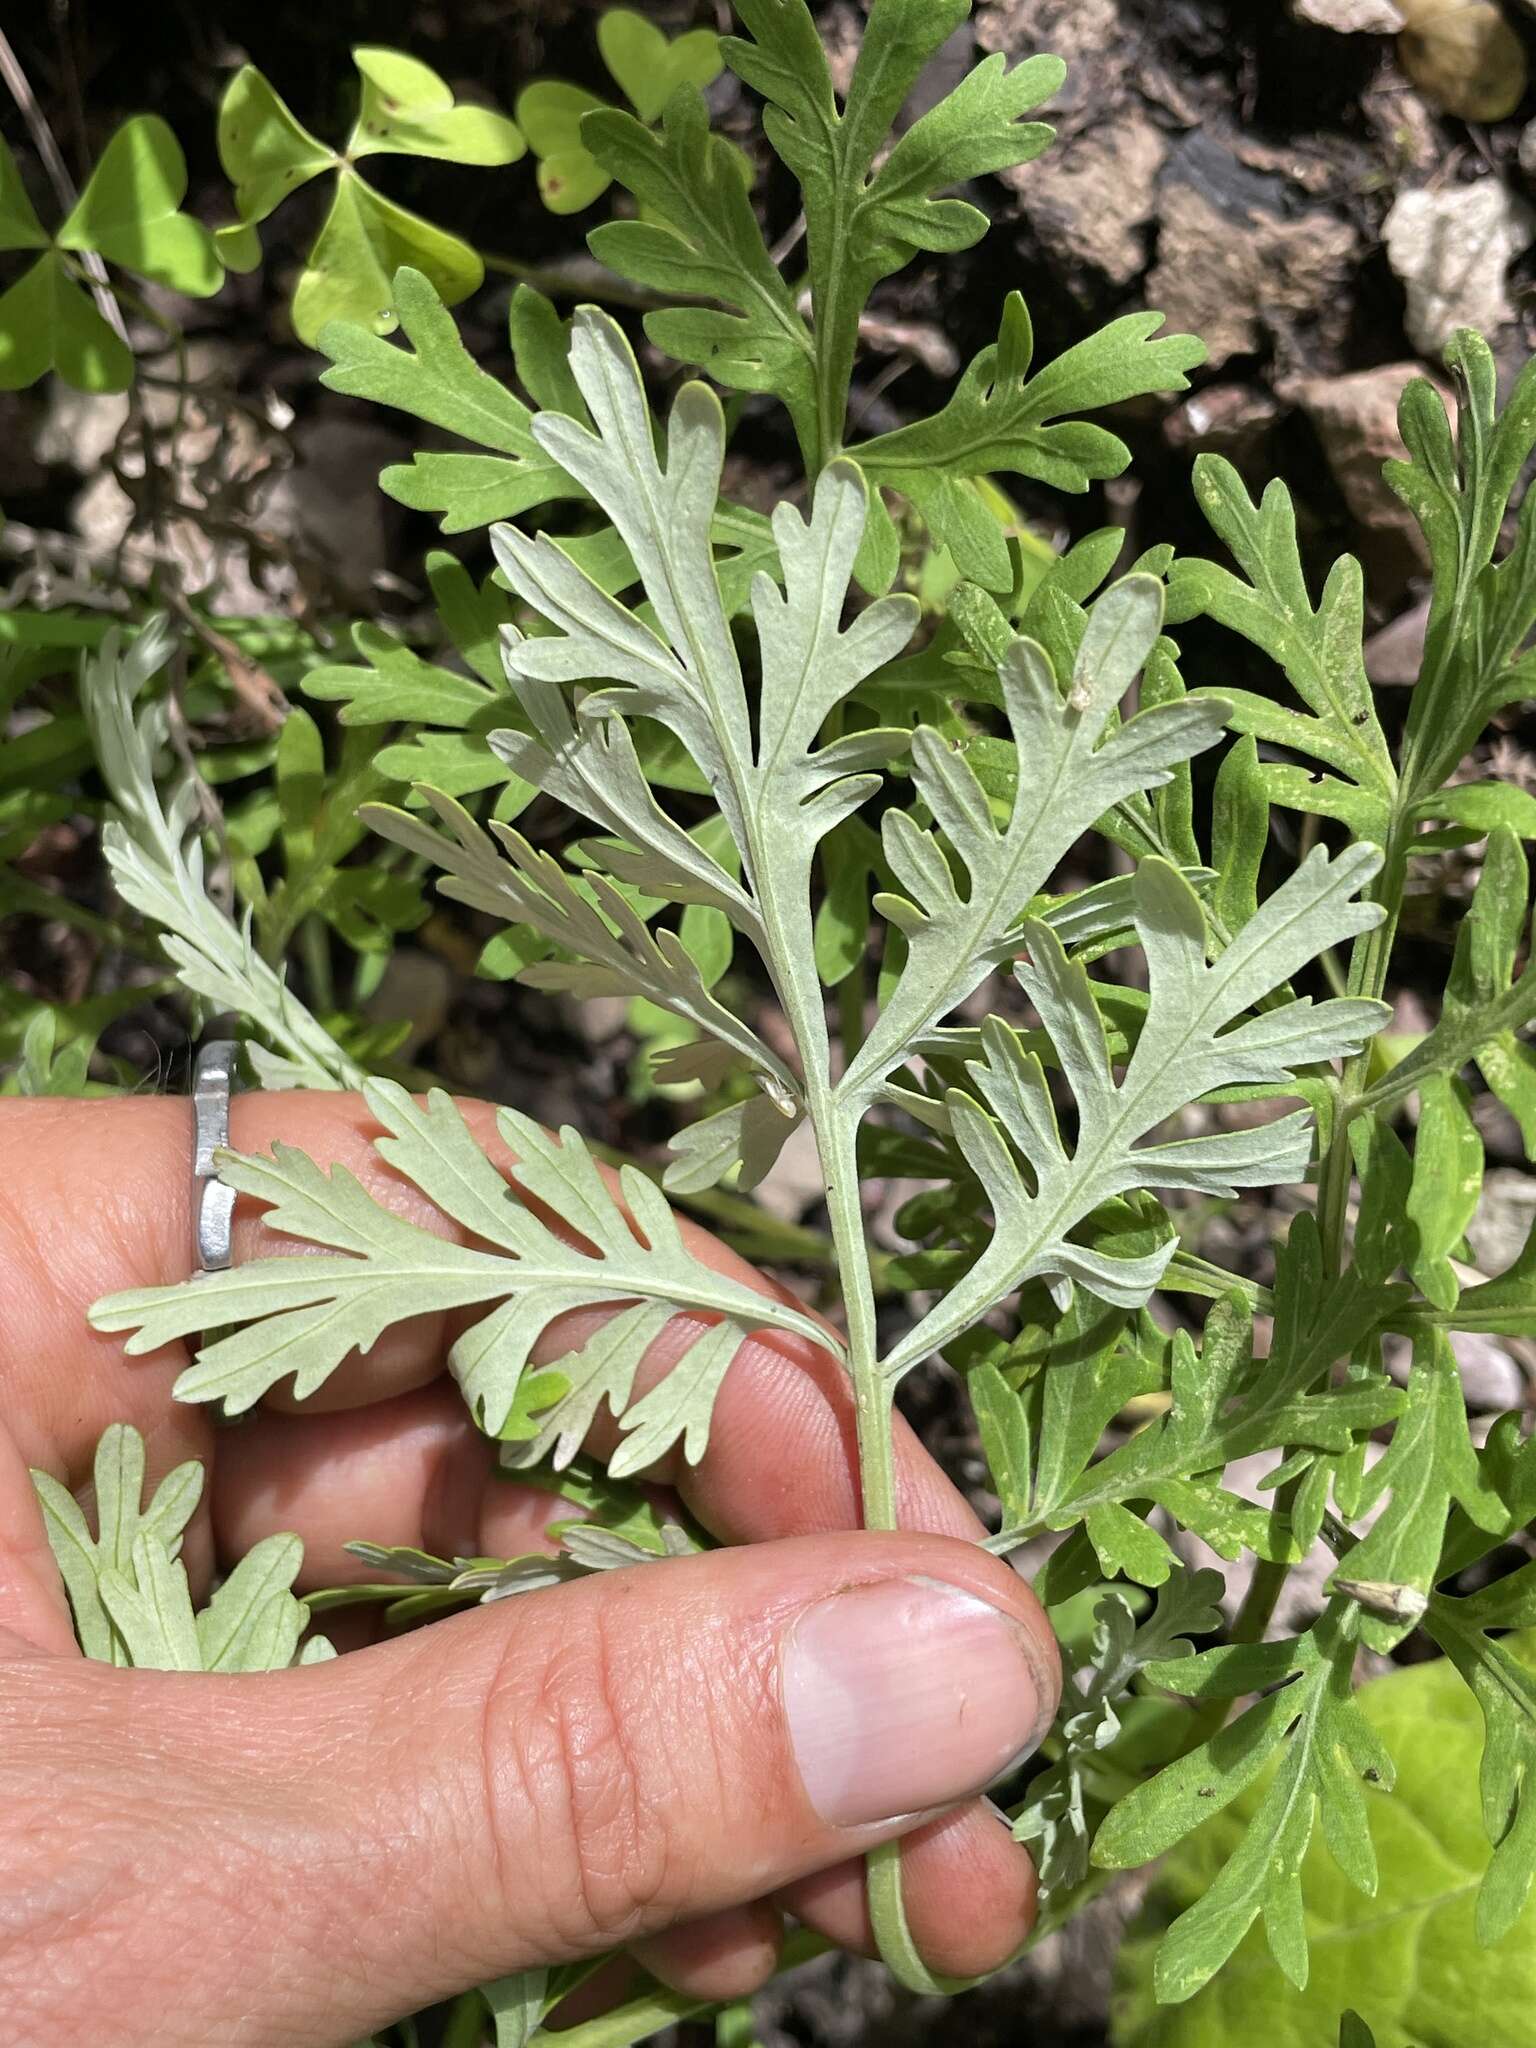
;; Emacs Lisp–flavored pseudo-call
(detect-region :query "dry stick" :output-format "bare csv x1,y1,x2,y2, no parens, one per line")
0,26,127,346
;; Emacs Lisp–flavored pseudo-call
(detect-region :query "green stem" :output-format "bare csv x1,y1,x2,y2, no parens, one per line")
546,1931,829,2048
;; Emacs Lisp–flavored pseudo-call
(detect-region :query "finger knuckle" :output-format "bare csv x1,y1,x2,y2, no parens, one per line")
480,1591,680,1951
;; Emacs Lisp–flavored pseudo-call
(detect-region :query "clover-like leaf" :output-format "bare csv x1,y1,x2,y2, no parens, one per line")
350,48,525,166
57,115,220,296
0,247,131,392
218,50,522,343
518,11,722,216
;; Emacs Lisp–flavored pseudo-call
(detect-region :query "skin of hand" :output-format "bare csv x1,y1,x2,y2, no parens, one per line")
0,1091,1060,2048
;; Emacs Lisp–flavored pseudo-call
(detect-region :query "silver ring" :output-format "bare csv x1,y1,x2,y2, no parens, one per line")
192,1040,238,1272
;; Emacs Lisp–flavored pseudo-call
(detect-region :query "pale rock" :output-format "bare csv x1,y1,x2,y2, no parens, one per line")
1383,179,1535,356
1009,111,1167,285
1280,361,1445,560
1147,180,1358,369
1293,0,1405,28
1166,381,1282,460
364,948,452,1060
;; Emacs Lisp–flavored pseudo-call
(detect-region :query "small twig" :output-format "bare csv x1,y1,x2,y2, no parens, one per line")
0,26,127,345
160,587,290,735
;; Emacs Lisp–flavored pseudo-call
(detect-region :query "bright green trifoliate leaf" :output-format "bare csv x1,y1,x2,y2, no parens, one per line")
57,116,220,295
349,48,524,165
292,173,485,354
517,82,612,214
599,10,723,124
1111,1647,1536,2044
1170,455,1396,840
90,1079,834,1459
519,10,723,215
0,248,131,392
218,66,336,222
0,137,47,250
0,116,219,392
219,51,522,343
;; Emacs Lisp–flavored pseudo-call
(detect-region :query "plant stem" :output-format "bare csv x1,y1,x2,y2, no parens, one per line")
547,1931,828,2048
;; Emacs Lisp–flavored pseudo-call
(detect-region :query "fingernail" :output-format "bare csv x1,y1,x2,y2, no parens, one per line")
782,1576,1048,1828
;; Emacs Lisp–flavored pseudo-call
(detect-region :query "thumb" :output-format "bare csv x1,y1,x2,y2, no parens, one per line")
6,1531,1057,2045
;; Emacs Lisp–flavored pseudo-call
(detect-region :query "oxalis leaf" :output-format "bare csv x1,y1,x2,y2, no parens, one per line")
1111,1644,1536,2044
883,847,1388,1375
88,1080,834,1468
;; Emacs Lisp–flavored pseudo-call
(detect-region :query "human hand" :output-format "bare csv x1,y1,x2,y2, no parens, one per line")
0,1091,1059,2047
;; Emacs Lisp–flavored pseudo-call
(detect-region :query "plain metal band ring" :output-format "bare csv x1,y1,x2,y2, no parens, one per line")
192,1039,238,1273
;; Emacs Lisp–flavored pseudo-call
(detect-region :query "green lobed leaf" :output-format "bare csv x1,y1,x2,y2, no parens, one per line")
1170,455,1396,840
858,298,1205,589
1098,1613,1392,2002
1111,1645,1536,2044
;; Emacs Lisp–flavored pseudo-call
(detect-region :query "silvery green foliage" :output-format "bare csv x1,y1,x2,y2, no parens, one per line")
80,621,361,1092
1014,1566,1224,1897
91,1075,830,1464
75,0,1536,2023
884,846,1388,1374
31,1424,332,1671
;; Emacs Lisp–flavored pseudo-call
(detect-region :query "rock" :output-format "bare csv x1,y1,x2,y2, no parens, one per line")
1468,1167,1536,1276
976,0,1126,116
1166,381,1282,462
1293,0,1405,28
1383,1329,1526,1409
1396,0,1528,122
262,413,410,605
1384,179,1535,355
1146,172,1359,370
1364,597,1431,683
1008,110,1167,285
1281,361,1446,562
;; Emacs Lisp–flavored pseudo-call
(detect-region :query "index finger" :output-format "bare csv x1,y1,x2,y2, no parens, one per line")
0,1092,983,1548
